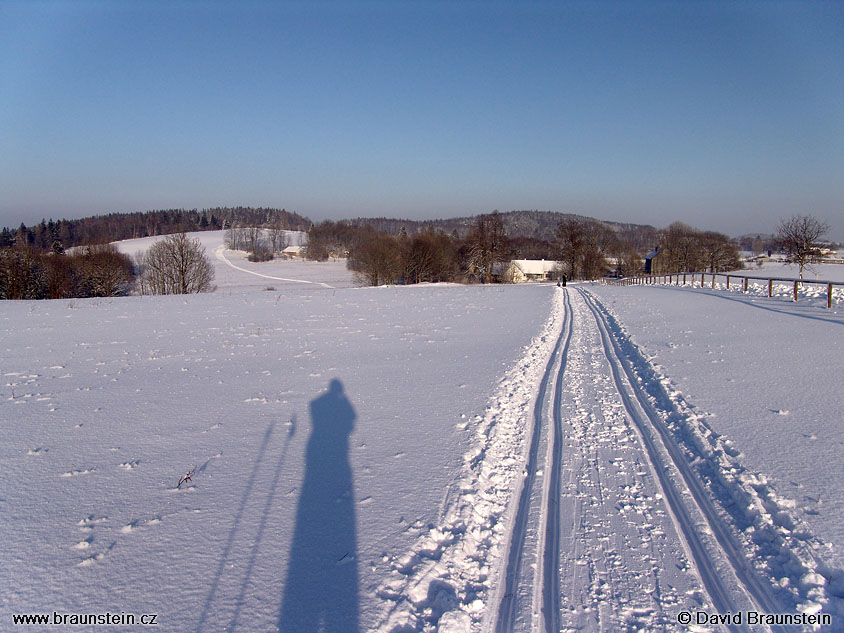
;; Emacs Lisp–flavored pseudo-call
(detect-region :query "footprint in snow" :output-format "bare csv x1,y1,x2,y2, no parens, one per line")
73,536,93,549
61,467,95,477
77,515,107,530
121,515,162,535
78,553,105,566
27,447,48,455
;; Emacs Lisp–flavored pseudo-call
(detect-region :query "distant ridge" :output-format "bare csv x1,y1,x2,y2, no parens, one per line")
5,207,659,252
345,210,658,247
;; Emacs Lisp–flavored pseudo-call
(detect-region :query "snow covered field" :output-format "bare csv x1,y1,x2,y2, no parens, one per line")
587,276,844,566
2,234,843,632
114,230,359,291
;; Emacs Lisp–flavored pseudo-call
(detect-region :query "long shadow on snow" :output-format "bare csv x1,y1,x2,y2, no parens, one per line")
228,416,296,632
196,422,277,633
638,284,844,326
278,378,359,633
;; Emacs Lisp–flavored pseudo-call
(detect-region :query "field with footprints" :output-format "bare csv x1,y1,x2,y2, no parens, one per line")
2,231,843,632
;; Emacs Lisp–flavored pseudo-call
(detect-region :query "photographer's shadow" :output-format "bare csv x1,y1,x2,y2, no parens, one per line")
279,379,359,632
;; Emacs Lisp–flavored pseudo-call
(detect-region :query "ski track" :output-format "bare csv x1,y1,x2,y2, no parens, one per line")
577,288,758,633
374,289,567,633
494,288,572,633
372,285,843,633
214,245,335,288
577,287,843,632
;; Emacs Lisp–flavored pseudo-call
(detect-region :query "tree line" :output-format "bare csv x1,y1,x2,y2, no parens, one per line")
0,245,135,300
303,213,745,286
307,213,511,285
1,207,302,299
2,202,831,296
0,207,309,254
1,233,216,300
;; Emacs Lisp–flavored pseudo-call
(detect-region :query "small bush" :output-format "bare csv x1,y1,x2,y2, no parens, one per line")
247,246,274,262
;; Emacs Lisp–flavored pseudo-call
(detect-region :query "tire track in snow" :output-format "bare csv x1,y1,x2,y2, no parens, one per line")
214,245,334,288
578,287,788,633
493,288,572,633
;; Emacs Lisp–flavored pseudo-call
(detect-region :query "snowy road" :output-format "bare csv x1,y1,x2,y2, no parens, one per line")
213,245,336,288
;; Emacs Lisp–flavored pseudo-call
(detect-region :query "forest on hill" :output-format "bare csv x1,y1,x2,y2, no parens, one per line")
1,206,786,296
0,207,309,253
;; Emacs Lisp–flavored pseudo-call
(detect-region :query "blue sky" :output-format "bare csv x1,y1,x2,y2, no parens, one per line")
2,1,842,239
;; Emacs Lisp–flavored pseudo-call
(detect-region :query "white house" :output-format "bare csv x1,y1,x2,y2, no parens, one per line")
504,259,560,282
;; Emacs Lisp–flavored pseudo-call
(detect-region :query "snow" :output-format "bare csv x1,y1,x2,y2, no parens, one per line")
114,230,358,291
748,262,844,283
2,234,843,632
586,278,844,569
0,233,552,632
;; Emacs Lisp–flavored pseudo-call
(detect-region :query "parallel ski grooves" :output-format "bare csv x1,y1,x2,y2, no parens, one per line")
495,288,572,633
579,287,787,633
540,288,572,633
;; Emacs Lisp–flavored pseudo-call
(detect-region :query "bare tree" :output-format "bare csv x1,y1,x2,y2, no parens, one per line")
554,218,584,279
615,246,642,278
138,233,215,294
699,231,742,273
347,232,402,286
268,225,289,253
465,212,509,283
659,222,703,274
581,220,613,279
77,244,135,296
776,214,829,278
405,230,458,283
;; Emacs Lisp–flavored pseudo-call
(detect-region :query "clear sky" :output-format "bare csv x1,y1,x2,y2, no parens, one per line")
2,1,843,240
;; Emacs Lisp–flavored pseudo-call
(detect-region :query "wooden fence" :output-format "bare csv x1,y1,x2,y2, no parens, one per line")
603,272,842,309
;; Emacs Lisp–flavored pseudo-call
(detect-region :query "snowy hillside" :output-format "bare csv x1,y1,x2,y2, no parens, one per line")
2,234,843,632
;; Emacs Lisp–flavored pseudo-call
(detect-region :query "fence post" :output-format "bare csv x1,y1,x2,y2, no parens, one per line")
829,283,834,309
768,279,773,297
793,280,798,302
683,273,686,285
726,275,730,290
712,274,716,289
744,278,748,292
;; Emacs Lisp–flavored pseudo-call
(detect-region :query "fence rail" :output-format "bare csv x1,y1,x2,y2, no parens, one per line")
603,272,843,309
